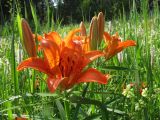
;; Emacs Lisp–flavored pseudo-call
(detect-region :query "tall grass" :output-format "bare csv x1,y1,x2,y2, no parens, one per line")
0,0,160,119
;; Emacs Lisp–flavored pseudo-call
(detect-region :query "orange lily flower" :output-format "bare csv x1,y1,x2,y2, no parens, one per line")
17,29,109,93
103,32,136,60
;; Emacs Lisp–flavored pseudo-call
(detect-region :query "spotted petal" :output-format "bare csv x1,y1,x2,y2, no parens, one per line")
41,39,60,69
45,32,61,46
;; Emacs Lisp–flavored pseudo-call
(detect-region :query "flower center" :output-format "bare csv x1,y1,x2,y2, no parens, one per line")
59,50,79,77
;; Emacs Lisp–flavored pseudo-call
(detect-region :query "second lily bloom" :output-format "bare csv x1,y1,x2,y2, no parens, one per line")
80,12,136,60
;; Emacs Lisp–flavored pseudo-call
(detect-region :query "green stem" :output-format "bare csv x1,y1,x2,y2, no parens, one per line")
73,83,89,119
70,96,109,120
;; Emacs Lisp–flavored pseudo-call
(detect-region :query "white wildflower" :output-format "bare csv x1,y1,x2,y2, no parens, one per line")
150,46,155,67
117,52,123,63
122,84,134,98
135,103,140,111
141,88,148,97
108,21,112,33
139,99,144,106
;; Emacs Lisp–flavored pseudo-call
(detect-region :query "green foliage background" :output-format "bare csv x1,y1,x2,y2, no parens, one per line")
0,0,146,24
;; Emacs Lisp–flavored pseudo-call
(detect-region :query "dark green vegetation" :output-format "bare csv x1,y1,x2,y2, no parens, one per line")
1,0,156,24
0,0,160,119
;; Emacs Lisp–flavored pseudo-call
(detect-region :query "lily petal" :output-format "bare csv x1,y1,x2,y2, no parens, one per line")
118,40,136,48
17,57,53,76
111,40,136,55
81,51,104,68
64,28,81,45
33,34,43,41
84,50,104,64
45,32,61,46
103,32,111,42
82,37,90,52
77,68,108,84
72,35,84,41
41,39,60,69
109,40,136,57
47,77,63,93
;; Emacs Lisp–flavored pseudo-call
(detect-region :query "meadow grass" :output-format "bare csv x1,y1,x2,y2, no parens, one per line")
0,0,160,119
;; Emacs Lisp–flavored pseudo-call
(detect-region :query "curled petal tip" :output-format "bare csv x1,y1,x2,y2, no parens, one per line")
120,40,137,48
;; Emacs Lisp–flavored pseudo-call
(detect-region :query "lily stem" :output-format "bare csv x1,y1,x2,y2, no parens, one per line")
73,83,90,119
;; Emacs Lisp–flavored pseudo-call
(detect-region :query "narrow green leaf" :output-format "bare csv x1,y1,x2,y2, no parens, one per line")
17,13,23,43
55,100,66,120
30,1,38,32
5,101,13,120
83,113,100,120
103,66,136,71
35,93,59,97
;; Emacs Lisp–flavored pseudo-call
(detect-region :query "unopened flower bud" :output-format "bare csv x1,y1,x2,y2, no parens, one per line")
21,19,37,57
89,16,99,50
80,21,87,36
97,12,104,43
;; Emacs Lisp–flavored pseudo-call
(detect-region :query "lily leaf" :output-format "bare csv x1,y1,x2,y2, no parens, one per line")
103,66,136,71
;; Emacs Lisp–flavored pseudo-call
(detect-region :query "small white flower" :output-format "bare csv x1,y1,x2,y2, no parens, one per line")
135,103,140,111
108,21,112,32
0,58,2,68
122,84,134,98
122,90,127,96
141,88,148,97
126,90,134,98
135,99,145,111
126,84,131,90
117,52,123,63
150,46,155,67
139,99,144,106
